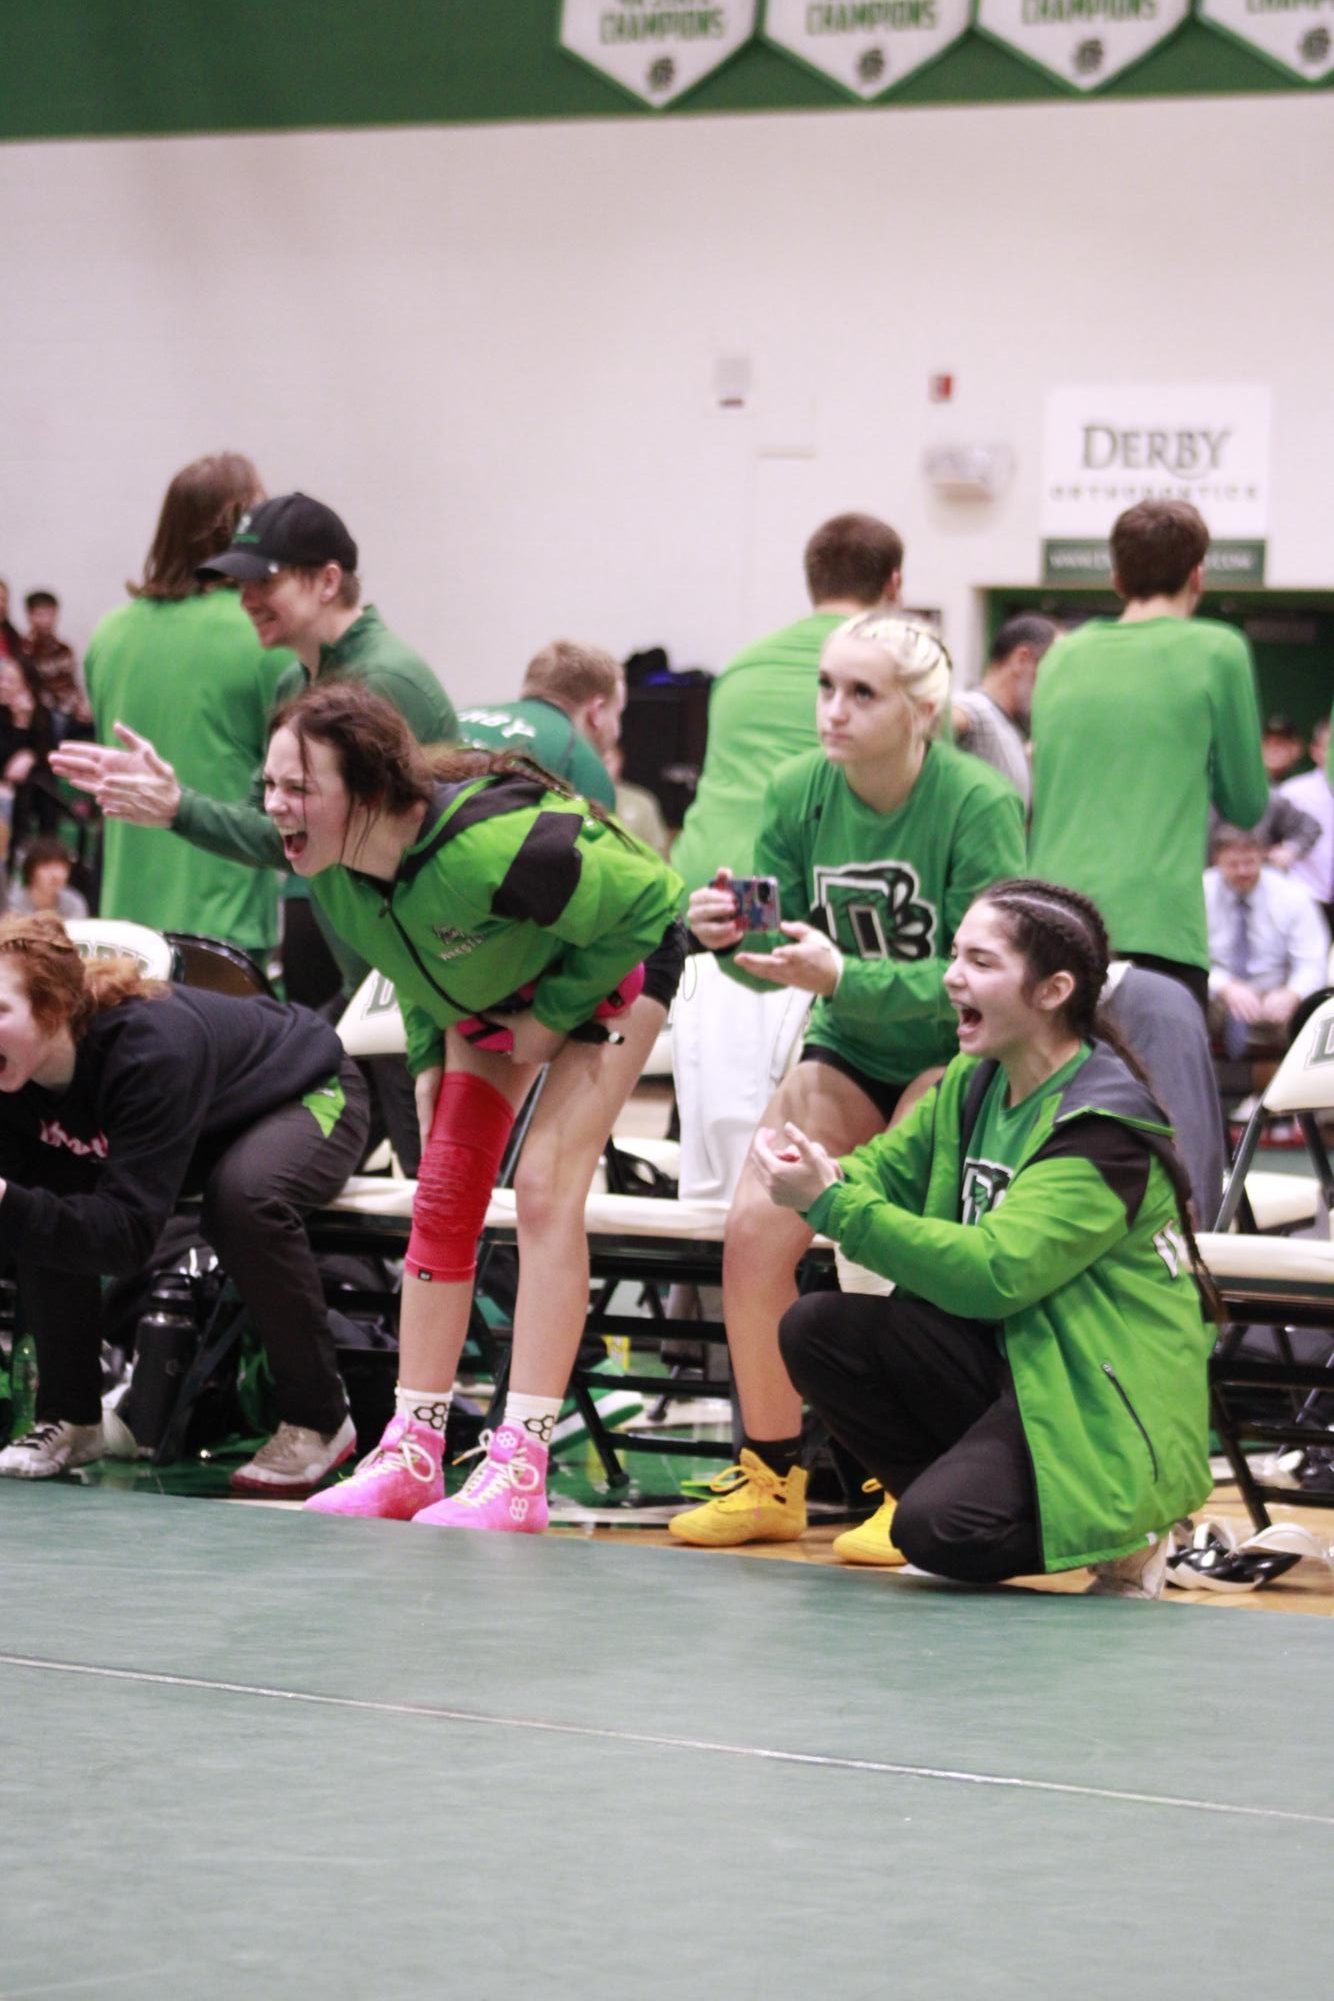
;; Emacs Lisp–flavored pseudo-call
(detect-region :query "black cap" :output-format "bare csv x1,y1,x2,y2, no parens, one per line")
197,493,358,581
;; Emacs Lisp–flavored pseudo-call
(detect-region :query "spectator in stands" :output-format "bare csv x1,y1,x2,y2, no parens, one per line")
0,654,62,847
1205,823,1330,1057
669,614,1025,1550
260,681,685,1533
1261,714,1305,785
53,491,459,1173
760,879,1215,1597
457,639,624,808
22,591,91,734
952,614,1058,810
0,580,27,666
7,837,89,920
1280,716,1334,926
0,913,369,1495
1029,499,1268,1011
606,743,672,859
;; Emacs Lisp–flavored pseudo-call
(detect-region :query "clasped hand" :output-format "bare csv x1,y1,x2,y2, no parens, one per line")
751,1122,841,1211
49,723,181,827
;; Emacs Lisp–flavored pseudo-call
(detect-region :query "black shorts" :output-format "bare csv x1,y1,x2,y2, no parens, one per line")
643,919,688,1010
799,1045,903,1124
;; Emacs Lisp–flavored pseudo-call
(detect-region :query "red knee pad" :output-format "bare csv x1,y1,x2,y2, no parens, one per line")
406,1071,516,1283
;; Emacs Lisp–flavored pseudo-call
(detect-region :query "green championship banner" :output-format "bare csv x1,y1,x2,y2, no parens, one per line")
1,2,1330,144
976,0,1191,90
560,0,758,104
762,1,972,98
1199,0,1334,79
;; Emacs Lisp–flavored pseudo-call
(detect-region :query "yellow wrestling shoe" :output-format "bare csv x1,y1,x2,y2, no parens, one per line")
831,1481,906,1567
668,1448,808,1547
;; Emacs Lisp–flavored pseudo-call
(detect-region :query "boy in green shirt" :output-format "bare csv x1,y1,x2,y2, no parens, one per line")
1028,498,1267,1006
458,639,623,810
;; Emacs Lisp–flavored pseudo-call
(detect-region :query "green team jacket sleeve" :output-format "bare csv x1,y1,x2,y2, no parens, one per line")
805,1149,1130,1323
514,830,682,1037
1209,636,1269,828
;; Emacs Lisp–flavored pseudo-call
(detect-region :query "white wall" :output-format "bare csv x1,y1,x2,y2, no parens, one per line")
2,94,1330,702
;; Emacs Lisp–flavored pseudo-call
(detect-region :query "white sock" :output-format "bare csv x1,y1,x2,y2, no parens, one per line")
396,1386,452,1436
502,1392,563,1448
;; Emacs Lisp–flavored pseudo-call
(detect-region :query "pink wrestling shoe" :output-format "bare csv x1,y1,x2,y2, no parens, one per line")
413,1424,549,1534
303,1415,444,1520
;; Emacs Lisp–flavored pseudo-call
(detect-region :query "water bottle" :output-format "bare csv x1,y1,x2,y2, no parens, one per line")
118,1273,199,1454
10,1331,38,1442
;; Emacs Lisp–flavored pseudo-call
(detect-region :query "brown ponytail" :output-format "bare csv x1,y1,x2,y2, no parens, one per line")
0,915,167,1040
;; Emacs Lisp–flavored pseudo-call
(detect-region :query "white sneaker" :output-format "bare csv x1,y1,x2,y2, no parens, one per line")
230,1414,357,1497
1085,1534,1169,1599
0,1417,131,1480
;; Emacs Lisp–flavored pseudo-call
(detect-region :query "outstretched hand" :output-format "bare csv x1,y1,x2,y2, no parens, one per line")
734,921,842,996
751,1122,841,1211
50,723,182,827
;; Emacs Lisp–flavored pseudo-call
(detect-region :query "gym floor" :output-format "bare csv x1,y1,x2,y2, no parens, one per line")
3,1478,1332,2001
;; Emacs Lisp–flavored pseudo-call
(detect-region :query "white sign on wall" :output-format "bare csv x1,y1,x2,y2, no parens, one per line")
1198,0,1334,82
1041,384,1271,584
560,1,758,107
762,0,971,99
976,0,1190,91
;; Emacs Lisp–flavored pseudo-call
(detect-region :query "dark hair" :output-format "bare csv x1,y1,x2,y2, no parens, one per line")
0,913,166,1038
976,876,1220,1311
19,836,74,888
24,590,58,614
132,452,264,602
989,614,1059,668
803,513,904,607
289,563,361,610
269,681,630,851
1110,500,1209,601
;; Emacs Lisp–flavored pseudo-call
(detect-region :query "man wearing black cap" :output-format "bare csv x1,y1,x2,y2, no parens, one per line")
54,492,458,1167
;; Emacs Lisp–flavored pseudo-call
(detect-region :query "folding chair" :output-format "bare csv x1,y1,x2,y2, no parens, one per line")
1197,992,1334,1531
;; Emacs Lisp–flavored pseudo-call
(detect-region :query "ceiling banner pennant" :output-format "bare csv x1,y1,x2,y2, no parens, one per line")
762,0,972,100
559,0,759,108
1198,0,1334,83
975,0,1190,91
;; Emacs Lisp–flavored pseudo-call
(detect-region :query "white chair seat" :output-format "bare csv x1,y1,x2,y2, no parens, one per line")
1199,1230,1334,1303
1240,1170,1320,1234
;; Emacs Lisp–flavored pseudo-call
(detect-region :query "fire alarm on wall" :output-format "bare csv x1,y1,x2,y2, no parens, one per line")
928,374,954,403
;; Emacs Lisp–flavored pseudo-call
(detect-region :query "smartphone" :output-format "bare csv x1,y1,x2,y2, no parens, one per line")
731,875,781,932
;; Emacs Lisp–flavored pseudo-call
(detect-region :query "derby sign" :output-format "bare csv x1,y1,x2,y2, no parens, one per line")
560,1,758,106
762,0,971,99
976,0,1189,90
1199,0,1334,82
1041,384,1271,584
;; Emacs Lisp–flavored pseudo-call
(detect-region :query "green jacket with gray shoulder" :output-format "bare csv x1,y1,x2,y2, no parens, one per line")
803,1042,1214,1572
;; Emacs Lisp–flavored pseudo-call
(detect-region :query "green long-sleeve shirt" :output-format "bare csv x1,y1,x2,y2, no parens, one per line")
1028,616,1267,970
720,742,1026,1085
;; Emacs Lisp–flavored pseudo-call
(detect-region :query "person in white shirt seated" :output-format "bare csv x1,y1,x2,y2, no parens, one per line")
1278,716,1334,928
1205,822,1331,1058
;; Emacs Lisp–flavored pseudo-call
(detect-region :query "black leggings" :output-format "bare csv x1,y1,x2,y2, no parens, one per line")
26,1056,369,1434
779,1290,1043,1582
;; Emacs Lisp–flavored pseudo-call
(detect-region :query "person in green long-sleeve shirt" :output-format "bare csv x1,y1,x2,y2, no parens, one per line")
53,492,459,1170
1028,499,1268,1009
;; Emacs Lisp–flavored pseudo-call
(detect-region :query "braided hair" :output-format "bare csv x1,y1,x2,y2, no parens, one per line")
977,878,1221,1319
